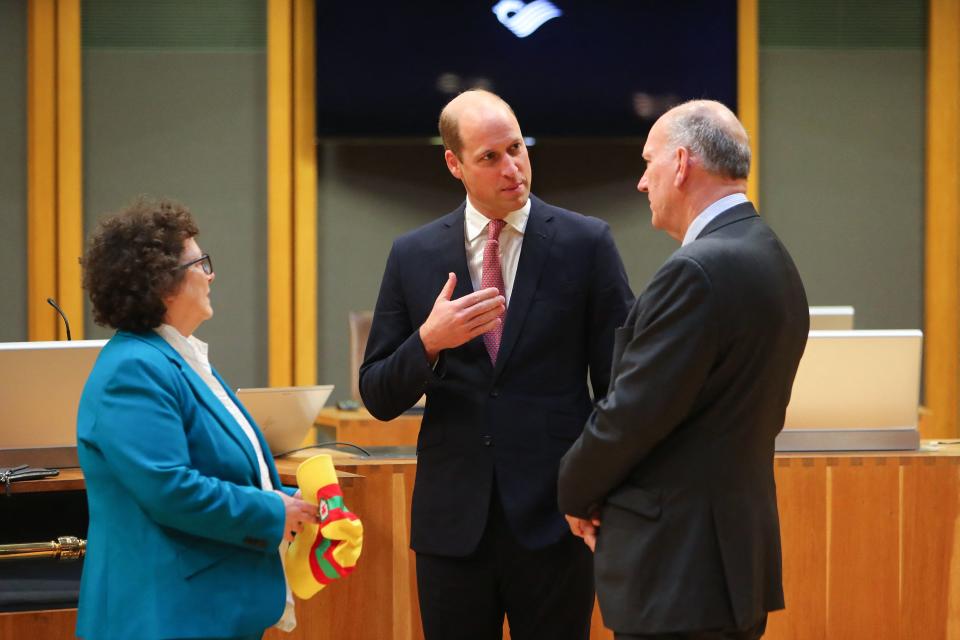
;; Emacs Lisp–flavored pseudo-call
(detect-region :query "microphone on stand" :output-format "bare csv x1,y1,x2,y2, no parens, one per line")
46,298,72,341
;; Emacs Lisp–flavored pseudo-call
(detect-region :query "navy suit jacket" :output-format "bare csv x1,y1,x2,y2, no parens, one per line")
559,204,809,634
76,331,290,640
360,195,632,555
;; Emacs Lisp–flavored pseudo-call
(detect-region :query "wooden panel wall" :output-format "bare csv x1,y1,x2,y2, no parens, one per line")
26,0,84,342
765,455,960,639
267,0,317,387
924,0,960,439
247,454,960,640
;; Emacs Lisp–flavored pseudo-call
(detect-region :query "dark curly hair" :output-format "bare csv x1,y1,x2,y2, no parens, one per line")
82,198,199,332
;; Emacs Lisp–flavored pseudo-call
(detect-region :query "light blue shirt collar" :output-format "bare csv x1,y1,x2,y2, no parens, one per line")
682,193,750,246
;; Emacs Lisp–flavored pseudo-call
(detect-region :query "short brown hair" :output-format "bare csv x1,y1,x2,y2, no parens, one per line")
82,198,199,332
438,102,464,158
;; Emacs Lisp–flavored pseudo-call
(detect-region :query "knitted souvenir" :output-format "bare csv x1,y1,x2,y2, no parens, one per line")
285,454,363,599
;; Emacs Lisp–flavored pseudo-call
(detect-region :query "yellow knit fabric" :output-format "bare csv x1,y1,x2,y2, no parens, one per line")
284,454,363,599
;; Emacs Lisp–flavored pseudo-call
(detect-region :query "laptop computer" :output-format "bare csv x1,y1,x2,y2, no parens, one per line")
236,385,334,455
0,339,108,468
778,330,922,451
808,306,855,331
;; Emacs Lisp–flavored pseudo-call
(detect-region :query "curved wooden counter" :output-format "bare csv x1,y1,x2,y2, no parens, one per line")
3,445,959,640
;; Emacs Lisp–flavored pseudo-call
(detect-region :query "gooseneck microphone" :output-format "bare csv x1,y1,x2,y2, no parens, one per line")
46,298,72,341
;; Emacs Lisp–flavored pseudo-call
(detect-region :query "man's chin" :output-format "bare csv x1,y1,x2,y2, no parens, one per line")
507,189,529,205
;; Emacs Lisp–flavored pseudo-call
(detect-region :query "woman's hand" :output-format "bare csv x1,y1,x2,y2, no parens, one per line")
274,490,320,542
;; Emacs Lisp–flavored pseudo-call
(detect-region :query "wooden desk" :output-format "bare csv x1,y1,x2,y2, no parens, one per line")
4,446,960,640
313,407,421,448
272,447,960,640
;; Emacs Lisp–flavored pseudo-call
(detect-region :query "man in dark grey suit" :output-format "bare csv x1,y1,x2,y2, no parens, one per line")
361,90,633,639
558,100,809,640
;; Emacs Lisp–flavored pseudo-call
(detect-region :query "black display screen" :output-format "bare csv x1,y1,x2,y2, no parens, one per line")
316,0,737,138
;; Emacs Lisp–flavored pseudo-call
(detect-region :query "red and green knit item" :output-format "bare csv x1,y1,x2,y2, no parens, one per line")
308,482,360,584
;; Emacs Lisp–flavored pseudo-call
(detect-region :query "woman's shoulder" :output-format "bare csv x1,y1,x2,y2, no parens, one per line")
80,331,185,413
97,331,181,379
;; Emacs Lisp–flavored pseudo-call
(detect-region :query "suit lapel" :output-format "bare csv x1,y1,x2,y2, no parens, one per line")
438,205,492,368
493,197,555,379
437,205,475,299
212,368,283,489
136,332,262,484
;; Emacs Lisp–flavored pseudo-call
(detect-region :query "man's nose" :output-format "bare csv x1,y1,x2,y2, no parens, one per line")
637,175,648,193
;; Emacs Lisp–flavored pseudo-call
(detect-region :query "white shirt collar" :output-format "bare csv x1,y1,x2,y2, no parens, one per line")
464,197,531,242
682,193,750,246
155,323,211,373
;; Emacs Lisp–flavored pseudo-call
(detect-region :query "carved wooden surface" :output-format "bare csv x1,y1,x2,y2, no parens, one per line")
5,450,958,640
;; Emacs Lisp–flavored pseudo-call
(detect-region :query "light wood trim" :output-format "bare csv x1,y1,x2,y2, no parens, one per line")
27,0,58,341
56,0,83,340
267,0,294,386
391,471,413,640
737,0,760,206
293,0,317,386
924,0,960,439
0,609,77,640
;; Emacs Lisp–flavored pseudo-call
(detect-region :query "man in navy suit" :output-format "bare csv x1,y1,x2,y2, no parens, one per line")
360,90,633,639
559,100,809,639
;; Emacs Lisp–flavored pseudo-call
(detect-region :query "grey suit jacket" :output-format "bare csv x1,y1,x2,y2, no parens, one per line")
559,203,809,634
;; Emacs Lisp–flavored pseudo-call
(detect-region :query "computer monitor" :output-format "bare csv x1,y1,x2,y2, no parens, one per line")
808,306,855,331
778,330,922,451
236,385,335,455
0,339,107,467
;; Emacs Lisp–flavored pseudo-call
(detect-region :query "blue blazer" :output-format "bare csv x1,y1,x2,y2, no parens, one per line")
76,331,289,640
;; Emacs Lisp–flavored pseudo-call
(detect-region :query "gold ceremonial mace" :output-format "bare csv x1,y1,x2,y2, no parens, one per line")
0,536,86,561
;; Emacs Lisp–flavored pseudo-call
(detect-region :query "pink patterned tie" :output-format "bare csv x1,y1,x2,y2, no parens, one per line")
482,219,507,363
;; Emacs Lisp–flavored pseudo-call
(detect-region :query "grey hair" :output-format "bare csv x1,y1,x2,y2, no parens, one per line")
666,102,751,180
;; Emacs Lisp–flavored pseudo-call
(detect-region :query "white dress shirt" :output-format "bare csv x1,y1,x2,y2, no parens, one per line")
682,193,750,246
464,197,531,305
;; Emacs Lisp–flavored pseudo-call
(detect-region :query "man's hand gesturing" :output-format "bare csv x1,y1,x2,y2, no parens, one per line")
419,273,505,362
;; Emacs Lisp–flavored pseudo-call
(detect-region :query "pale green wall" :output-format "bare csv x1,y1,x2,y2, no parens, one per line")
82,51,268,389
81,1,268,389
759,49,924,330
0,0,27,342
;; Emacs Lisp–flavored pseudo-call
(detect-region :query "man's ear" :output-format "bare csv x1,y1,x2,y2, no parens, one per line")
674,146,690,187
444,149,462,180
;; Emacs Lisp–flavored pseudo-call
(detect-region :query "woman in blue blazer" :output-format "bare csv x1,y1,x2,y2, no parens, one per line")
76,199,318,640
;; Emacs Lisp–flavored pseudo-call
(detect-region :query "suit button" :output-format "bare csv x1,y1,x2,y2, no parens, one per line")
482,435,493,447
490,389,499,397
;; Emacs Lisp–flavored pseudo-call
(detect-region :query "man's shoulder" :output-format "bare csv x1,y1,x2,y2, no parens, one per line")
531,196,609,234
392,206,463,249
670,214,791,286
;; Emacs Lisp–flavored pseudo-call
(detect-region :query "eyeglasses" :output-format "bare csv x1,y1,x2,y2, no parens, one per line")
176,254,213,275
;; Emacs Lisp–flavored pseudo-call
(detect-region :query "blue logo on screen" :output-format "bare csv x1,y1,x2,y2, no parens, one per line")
493,0,562,38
